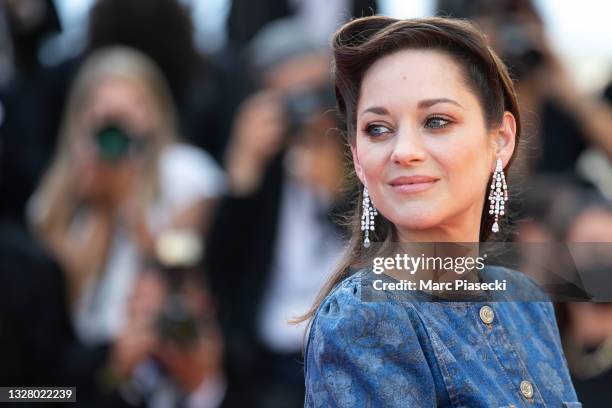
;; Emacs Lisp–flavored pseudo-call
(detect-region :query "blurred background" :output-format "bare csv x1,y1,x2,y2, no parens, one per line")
0,0,610,407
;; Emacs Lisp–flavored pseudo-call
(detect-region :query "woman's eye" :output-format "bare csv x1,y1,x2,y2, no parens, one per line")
425,116,451,129
365,124,392,137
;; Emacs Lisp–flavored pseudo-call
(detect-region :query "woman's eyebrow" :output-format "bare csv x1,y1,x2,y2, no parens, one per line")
360,106,389,116
360,98,464,116
418,98,464,109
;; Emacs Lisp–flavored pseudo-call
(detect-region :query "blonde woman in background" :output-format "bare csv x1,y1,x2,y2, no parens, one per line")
29,47,225,346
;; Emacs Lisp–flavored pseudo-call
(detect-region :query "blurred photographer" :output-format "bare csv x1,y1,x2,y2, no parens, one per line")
112,230,232,408
206,17,349,408
28,47,225,347
223,29,335,196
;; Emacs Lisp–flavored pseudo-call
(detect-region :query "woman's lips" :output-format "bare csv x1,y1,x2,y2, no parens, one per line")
388,175,439,193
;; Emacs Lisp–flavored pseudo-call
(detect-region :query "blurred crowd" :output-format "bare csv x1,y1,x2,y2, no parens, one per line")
0,0,611,407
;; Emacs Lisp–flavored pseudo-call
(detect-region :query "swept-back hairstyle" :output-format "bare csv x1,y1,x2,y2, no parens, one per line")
296,16,521,323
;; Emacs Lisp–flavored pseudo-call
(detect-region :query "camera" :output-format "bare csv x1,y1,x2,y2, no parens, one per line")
284,86,336,136
496,21,545,80
94,123,149,164
153,230,205,347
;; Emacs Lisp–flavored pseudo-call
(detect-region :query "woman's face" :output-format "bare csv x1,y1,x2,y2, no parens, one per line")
83,77,155,143
352,49,515,241
74,78,156,203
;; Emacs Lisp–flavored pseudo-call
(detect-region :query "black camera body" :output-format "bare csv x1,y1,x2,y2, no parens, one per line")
284,86,336,136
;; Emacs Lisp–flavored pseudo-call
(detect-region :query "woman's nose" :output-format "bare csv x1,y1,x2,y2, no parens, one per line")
390,127,427,165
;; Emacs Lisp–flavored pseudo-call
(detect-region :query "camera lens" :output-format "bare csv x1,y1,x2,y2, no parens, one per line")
95,124,134,163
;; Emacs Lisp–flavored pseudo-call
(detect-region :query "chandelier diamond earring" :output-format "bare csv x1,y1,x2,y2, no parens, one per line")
361,185,377,248
488,157,508,233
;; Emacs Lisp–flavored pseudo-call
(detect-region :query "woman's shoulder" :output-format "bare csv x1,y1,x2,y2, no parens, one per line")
306,268,418,352
304,269,437,407
310,268,405,323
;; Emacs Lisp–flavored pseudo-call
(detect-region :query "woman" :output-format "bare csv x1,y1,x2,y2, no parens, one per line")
29,47,225,345
301,16,581,407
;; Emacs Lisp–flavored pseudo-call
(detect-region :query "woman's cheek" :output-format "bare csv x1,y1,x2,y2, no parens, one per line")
436,140,489,202
357,142,385,183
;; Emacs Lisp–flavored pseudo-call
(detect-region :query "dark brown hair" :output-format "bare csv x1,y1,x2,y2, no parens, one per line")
295,16,521,323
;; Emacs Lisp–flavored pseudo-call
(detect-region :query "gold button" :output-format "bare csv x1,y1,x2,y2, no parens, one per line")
520,380,534,399
479,305,494,324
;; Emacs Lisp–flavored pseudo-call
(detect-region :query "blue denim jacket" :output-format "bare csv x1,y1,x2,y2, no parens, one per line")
304,266,581,407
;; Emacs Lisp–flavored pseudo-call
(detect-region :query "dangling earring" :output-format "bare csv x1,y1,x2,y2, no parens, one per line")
361,185,377,247
488,157,508,233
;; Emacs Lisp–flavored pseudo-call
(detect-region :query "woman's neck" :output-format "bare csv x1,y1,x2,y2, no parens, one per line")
396,224,480,243
395,206,483,243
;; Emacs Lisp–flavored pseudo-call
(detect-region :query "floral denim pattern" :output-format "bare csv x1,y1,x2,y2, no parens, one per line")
304,266,581,407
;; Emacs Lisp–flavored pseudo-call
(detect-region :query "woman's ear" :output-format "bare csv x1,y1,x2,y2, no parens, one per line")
350,141,365,185
494,111,517,170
